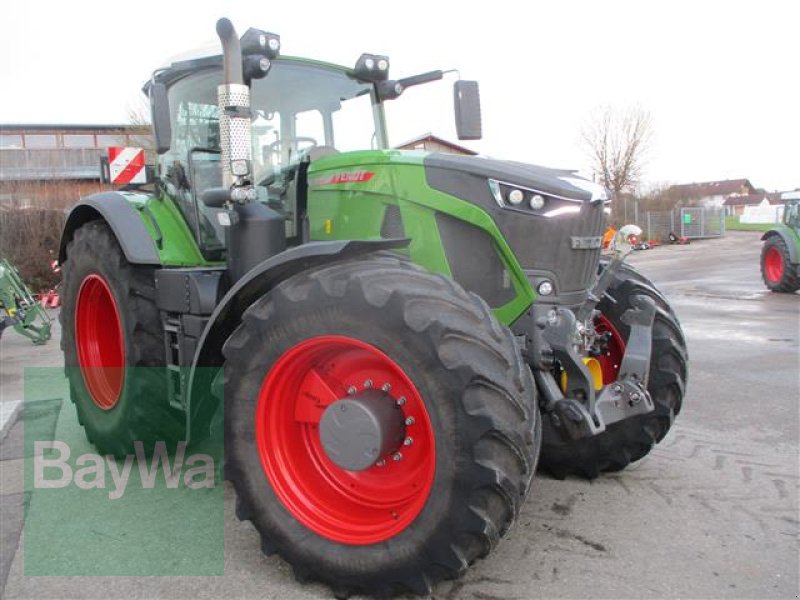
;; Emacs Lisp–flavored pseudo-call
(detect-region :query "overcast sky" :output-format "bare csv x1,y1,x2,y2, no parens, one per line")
1,0,797,191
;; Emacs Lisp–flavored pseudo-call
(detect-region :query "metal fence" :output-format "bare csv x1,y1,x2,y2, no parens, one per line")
638,208,726,242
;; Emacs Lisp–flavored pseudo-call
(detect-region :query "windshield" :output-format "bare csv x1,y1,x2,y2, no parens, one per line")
785,201,800,231
161,60,380,253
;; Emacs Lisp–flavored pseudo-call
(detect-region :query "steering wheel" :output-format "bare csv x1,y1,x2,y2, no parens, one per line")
265,136,318,159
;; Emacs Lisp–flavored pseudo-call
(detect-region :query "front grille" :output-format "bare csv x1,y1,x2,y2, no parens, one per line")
501,201,605,295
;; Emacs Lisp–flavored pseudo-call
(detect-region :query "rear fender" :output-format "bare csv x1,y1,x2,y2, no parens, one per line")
185,238,410,440
58,192,161,265
762,227,799,264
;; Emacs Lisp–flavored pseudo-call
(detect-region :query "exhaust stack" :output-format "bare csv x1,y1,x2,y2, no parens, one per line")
215,18,252,192
213,18,286,283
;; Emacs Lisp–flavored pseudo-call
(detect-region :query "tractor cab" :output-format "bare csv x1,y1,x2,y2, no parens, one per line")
783,195,800,231
150,56,385,259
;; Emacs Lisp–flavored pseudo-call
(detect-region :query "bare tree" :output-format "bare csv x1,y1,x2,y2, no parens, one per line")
581,105,653,222
126,95,152,127
125,96,155,152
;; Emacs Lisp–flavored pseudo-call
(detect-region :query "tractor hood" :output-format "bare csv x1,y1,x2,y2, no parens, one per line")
309,150,607,204
422,153,608,203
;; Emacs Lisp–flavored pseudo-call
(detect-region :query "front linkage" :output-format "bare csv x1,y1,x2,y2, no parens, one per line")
0,257,52,345
529,226,655,440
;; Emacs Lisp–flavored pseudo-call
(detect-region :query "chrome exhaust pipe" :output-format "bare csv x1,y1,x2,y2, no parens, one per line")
215,18,252,192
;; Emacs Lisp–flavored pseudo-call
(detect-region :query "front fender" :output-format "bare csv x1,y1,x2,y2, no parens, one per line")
185,238,409,440
762,226,799,264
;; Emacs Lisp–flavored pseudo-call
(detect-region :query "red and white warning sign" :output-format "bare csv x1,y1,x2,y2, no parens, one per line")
108,147,146,185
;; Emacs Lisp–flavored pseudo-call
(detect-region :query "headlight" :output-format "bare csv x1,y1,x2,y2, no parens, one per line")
230,159,249,177
508,189,524,205
353,54,390,81
488,178,582,217
537,280,554,296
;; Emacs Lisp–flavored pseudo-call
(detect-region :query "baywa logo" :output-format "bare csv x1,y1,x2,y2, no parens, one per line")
34,441,215,500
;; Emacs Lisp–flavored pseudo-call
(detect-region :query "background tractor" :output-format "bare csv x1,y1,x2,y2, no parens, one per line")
58,18,688,597
761,192,800,293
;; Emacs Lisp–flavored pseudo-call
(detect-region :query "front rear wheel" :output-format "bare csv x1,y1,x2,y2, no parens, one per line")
539,260,688,479
222,255,540,597
761,236,800,293
60,220,185,456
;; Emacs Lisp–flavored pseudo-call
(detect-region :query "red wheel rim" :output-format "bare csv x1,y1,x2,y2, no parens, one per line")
75,274,125,410
764,246,784,282
256,335,436,545
594,314,626,384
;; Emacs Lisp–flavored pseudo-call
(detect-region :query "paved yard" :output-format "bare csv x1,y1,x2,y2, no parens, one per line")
1,230,797,599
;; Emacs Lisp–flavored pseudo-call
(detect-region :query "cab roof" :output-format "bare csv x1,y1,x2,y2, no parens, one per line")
144,53,353,93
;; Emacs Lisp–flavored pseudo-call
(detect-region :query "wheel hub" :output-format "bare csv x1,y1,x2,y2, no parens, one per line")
256,335,436,544
74,273,125,410
319,390,405,471
764,246,784,282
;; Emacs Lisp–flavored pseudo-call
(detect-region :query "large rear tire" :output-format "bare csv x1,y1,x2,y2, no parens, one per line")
539,259,688,479
761,236,800,293
222,254,540,597
60,220,185,456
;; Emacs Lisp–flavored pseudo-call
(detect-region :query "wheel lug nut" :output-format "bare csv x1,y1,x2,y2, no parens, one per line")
392,452,403,461
403,437,413,446
396,396,406,406
347,386,357,395
375,459,386,467
382,383,391,392
405,416,415,426
363,379,372,388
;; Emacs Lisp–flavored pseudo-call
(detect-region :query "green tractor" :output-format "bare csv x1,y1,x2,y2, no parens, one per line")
761,192,800,293
58,19,687,596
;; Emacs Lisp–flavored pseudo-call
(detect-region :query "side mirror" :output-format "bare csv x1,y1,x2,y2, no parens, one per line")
149,82,172,154
453,80,482,141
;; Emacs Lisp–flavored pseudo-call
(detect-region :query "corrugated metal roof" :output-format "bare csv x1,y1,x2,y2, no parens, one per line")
0,124,139,131
0,167,100,181
0,147,104,181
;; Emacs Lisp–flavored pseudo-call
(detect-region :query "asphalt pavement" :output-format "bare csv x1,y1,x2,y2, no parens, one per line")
1,230,797,599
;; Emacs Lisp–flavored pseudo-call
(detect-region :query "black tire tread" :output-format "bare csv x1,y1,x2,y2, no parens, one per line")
761,236,800,293
60,220,184,456
222,253,540,597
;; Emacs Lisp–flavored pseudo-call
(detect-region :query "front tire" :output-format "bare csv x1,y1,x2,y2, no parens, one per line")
761,236,800,293
539,260,688,479
60,220,185,456
222,254,540,597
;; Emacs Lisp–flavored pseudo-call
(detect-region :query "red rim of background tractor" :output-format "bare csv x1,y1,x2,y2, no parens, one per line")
74,274,125,410
256,335,436,545
764,246,785,283
594,314,626,384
